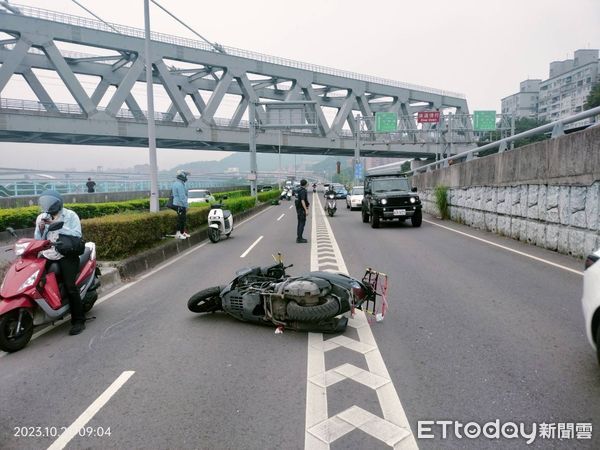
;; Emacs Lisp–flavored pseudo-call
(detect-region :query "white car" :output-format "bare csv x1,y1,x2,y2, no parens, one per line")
582,248,600,364
188,189,215,206
346,186,364,210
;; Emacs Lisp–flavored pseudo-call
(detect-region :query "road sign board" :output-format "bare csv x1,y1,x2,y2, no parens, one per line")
417,111,440,123
473,110,497,131
375,112,398,132
354,163,363,179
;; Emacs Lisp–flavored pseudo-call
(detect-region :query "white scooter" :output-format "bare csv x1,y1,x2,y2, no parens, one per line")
208,200,233,243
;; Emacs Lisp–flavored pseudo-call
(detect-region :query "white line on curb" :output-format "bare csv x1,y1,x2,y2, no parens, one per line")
277,213,285,221
423,219,583,276
47,371,135,450
240,236,263,258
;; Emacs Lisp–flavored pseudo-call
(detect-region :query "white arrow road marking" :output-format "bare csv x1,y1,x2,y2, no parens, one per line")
277,213,285,221
47,371,135,450
305,195,418,449
240,235,263,258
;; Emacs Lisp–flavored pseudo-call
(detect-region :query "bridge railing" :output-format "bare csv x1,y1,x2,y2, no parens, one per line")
367,106,600,176
6,3,464,99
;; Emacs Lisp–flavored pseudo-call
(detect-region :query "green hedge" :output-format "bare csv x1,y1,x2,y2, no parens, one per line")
0,190,252,231
82,193,277,259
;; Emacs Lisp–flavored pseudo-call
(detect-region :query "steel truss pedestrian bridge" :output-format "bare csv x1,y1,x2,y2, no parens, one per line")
0,3,473,158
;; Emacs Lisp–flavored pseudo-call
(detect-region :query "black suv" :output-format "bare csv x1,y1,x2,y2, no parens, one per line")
361,174,422,228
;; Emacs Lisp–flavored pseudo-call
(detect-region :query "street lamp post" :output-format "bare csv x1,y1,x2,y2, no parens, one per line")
144,0,159,212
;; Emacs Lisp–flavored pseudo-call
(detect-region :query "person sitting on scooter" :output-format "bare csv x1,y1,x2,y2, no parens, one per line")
35,190,87,335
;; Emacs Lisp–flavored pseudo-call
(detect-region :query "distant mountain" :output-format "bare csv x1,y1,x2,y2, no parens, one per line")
167,152,328,175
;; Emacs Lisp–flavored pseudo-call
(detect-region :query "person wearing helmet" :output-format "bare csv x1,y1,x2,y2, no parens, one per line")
172,170,190,239
35,190,87,335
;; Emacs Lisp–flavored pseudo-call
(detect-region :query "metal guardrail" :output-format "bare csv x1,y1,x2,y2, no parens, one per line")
367,106,600,176
5,3,465,99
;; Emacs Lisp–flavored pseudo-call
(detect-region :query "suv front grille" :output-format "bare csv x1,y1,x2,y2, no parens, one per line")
385,197,412,207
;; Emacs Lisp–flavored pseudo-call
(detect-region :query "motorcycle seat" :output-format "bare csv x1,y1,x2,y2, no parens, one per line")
223,210,232,219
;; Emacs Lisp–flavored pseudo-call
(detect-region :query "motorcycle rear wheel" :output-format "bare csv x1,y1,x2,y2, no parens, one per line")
287,296,339,322
188,286,223,313
0,309,34,353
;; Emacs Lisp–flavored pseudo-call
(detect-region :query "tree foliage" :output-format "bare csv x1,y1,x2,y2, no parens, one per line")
584,81,600,110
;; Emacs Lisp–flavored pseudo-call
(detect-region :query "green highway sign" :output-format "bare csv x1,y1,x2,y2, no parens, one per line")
375,112,398,132
473,110,497,131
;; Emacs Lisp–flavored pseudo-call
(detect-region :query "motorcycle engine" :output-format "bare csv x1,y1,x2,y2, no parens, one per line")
283,280,321,306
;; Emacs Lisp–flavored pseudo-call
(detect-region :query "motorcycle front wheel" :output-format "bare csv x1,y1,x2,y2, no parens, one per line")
187,286,223,313
0,309,34,353
208,227,221,243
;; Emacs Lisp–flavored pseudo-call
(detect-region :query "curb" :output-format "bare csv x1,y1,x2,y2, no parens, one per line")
109,202,273,280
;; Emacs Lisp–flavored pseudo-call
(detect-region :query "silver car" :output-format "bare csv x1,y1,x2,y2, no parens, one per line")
346,186,364,210
188,189,216,206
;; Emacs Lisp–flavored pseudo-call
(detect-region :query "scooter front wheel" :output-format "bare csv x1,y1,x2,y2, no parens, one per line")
0,309,34,353
188,286,223,313
208,227,221,243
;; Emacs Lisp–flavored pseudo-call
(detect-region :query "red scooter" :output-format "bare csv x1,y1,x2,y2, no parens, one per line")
0,224,101,352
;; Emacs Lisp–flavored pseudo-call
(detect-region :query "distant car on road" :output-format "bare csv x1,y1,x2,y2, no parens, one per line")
582,248,600,365
346,186,364,210
259,185,273,192
188,189,215,206
334,186,348,199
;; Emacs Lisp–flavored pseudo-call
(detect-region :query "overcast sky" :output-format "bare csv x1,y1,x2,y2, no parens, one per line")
1,0,599,171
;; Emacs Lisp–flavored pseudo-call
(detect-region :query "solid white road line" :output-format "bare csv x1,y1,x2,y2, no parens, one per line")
424,219,583,276
0,206,274,358
277,213,285,221
240,236,263,258
289,204,294,209
47,371,135,450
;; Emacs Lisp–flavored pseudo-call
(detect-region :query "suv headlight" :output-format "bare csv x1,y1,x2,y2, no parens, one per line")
380,198,388,205
410,197,416,204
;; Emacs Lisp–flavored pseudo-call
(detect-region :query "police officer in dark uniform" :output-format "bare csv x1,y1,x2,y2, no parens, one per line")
295,179,310,243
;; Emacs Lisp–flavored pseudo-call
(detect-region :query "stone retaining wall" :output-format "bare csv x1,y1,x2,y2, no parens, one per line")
413,126,600,258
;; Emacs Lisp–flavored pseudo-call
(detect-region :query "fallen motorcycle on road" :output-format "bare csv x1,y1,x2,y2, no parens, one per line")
187,255,386,333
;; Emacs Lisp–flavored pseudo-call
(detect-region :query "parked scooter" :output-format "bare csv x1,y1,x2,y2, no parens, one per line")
207,199,233,243
325,192,337,217
0,225,101,352
187,256,376,333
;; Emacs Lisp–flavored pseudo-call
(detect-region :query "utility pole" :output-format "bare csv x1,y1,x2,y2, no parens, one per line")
144,0,159,212
248,101,257,197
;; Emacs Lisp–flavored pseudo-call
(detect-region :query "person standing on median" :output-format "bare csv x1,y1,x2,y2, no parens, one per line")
295,179,310,243
172,170,190,239
86,177,96,193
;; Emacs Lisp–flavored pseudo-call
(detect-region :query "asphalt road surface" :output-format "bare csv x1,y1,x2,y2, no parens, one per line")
1,193,598,450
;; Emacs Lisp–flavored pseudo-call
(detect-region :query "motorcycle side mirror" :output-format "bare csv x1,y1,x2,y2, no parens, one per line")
6,227,17,237
47,221,64,232
411,187,417,192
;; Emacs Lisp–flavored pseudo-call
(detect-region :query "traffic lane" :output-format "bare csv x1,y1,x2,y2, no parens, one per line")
329,211,599,448
0,204,310,449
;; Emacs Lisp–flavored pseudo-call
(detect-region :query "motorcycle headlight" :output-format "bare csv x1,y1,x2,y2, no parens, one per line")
19,269,40,291
328,194,335,199
14,242,30,256
380,198,388,205
410,197,416,204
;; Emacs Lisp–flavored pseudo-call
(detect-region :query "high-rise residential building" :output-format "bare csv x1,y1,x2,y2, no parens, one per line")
501,79,541,118
538,49,599,122
501,49,599,123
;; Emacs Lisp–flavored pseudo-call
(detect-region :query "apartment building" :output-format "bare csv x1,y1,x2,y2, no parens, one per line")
501,49,599,123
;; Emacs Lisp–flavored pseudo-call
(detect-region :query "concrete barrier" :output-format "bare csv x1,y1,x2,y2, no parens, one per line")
412,126,600,258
